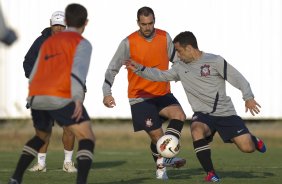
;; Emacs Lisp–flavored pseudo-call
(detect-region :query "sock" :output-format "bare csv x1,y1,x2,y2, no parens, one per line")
251,135,259,148
165,119,184,139
12,136,45,183
76,139,94,184
64,149,74,164
150,142,160,163
193,139,214,173
38,153,46,166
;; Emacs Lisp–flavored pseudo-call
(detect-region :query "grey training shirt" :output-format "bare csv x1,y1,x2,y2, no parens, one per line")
135,52,254,116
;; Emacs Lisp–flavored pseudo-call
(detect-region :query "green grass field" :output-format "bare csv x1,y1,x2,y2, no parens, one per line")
0,120,282,184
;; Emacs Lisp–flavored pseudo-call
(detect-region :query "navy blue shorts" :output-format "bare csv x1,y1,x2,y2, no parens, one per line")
130,93,181,132
31,102,90,132
191,112,250,143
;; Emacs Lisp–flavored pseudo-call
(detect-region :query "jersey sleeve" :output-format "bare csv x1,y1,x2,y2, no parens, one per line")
135,63,180,82
166,32,179,63
216,56,254,101
23,38,42,78
102,38,130,97
71,39,92,102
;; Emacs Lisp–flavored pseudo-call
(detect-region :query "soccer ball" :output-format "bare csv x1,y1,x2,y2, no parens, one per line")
156,134,180,158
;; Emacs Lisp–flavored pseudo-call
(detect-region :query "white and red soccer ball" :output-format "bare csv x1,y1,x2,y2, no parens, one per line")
156,134,180,158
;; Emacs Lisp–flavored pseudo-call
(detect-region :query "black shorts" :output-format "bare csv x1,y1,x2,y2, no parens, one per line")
191,112,250,143
130,93,181,132
31,102,90,132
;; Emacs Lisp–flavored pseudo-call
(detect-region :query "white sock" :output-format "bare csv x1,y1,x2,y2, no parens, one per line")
38,153,46,166
64,149,73,164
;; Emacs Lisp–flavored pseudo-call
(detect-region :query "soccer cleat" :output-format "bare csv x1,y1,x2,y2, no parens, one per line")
157,157,186,168
28,163,46,172
205,171,220,182
8,178,20,184
63,162,77,173
255,137,266,153
156,166,168,180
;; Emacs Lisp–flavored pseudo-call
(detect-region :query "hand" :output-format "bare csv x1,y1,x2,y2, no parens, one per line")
245,99,261,116
71,100,83,122
103,95,116,108
124,59,138,71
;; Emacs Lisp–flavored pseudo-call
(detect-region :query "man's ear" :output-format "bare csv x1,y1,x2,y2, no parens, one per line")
85,19,89,26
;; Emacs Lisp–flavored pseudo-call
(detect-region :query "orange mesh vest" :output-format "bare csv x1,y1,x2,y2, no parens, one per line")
127,29,171,98
29,32,83,98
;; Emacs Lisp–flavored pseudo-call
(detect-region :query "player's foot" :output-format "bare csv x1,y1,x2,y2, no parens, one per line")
157,157,186,168
255,137,266,153
28,163,46,172
63,162,77,173
205,171,220,182
8,178,20,184
156,166,168,180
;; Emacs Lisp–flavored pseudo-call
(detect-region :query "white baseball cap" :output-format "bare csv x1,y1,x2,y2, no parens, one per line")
50,11,66,26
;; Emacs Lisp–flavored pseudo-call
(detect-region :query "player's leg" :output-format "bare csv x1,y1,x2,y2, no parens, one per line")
67,121,95,184
50,102,95,184
225,116,266,153
156,94,187,169
131,99,185,180
9,110,52,184
28,129,51,172
154,94,186,167
190,112,219,182
62,127,77,172
131,100,169,180
146,128,168,179
158,93,186,139
28,109,53,172
232,133,255,152
250,134,266,153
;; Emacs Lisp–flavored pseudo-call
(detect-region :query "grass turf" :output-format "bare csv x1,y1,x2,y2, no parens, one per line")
0,120,281,184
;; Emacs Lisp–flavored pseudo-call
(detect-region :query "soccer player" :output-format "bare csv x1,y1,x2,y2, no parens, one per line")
102,6,186,180
23,10,77,173
125,31,266,182
8,3,94,184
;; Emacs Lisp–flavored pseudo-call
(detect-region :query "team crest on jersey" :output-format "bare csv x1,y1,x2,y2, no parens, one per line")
200,64,210,77
145,118,153,127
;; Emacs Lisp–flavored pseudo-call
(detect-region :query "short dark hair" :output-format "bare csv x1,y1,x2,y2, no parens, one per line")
173,31,198,49
137,6,155,21
65,3,87,28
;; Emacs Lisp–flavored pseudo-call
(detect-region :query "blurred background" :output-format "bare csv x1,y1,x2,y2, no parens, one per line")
0,0,281,120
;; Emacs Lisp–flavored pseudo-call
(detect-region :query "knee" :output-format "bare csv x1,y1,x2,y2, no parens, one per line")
190,122,209,140
172,111,186,121
63,127,74,137
190,128,205,140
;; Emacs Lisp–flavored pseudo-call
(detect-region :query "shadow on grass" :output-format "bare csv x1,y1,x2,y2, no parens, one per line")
169,168,274,180
89,177,150,184
219,170,275,179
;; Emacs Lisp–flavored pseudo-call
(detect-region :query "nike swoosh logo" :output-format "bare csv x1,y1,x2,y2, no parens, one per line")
44,53,62,60
237,129,244,134
168,147,175,154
